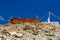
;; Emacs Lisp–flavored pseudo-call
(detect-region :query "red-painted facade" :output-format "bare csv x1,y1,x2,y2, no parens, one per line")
10,17,39,24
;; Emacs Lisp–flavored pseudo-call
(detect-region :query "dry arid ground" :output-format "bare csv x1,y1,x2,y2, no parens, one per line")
0,22,60,40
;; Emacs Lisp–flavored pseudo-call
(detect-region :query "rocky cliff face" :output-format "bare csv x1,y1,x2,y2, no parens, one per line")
0,23,60,40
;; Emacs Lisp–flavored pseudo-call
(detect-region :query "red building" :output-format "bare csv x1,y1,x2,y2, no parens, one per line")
10,17,39,24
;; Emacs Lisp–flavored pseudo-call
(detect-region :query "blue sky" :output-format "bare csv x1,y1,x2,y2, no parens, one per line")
0,0,60,24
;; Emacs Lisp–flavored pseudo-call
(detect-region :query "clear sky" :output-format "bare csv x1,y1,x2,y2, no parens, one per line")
0,0,60,24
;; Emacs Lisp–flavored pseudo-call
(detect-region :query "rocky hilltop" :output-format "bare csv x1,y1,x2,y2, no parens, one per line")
0,22,60,40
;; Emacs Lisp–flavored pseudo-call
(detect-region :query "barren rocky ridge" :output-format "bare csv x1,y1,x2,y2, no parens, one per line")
0,23,60,40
